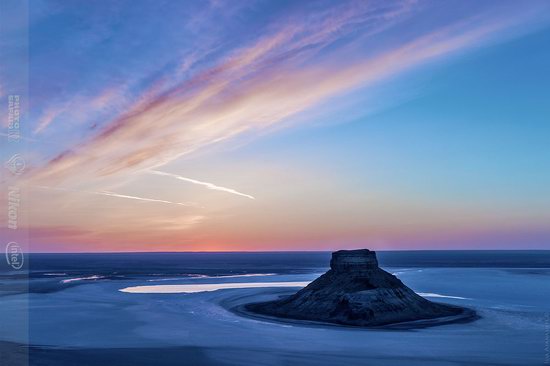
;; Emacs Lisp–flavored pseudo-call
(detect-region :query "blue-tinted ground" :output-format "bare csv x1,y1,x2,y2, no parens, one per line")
1,251,549,365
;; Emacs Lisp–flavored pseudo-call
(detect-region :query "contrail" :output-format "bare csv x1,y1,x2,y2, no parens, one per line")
95,190,195,206
35,186,196,207
149,170,255,200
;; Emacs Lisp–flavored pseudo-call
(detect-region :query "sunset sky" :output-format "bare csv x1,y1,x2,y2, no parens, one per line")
2,0,550,252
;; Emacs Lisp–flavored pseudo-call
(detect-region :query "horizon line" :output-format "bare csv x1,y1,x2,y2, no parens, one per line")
24,248,550,255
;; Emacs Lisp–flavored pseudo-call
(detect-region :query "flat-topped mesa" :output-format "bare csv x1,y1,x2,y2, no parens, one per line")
330,249,378,272
246,248,474,327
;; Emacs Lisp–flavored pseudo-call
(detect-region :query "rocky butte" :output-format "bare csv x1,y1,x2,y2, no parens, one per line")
246,249,475,327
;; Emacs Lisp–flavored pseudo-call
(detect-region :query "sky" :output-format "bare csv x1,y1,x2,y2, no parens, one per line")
1,0,550,252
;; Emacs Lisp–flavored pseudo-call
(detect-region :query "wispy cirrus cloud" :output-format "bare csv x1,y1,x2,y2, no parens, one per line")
28,1,418,184
34,105,67,133
32,82,132,134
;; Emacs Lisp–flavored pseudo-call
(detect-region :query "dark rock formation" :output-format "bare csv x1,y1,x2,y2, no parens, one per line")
246,249,470,327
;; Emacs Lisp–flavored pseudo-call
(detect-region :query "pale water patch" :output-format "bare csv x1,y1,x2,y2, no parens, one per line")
119,281,312,294
119,282,469,299
418,292,469,300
